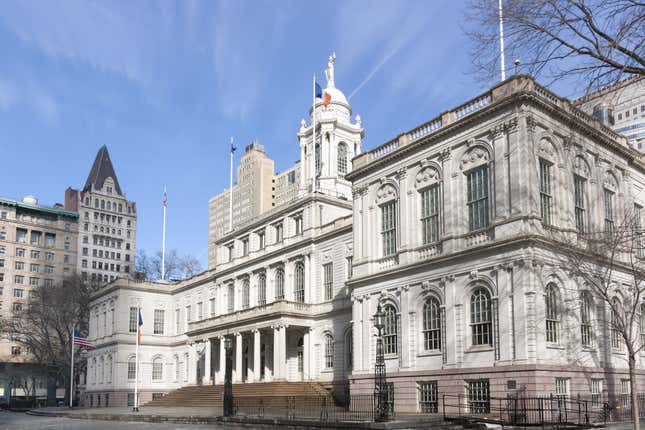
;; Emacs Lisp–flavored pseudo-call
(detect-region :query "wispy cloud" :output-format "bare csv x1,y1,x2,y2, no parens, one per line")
0,77,59,123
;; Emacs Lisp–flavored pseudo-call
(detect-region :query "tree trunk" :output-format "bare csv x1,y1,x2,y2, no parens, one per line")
630,354,640,430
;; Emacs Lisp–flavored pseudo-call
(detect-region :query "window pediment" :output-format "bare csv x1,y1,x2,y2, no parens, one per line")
375,182,398,205
415,166,442,190
460,146,490,171
572,155,591,177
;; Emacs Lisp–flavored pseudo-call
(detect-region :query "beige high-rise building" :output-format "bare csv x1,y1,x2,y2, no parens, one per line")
208,142,275,267
0,195,78,394
65,145,137,285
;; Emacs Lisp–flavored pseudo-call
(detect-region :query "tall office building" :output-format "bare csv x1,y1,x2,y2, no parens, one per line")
65,145,137,285
0,195,79,399
575,75,645,150
208,142,275,267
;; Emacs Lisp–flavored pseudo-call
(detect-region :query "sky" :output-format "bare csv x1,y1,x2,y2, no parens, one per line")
0,0,572,268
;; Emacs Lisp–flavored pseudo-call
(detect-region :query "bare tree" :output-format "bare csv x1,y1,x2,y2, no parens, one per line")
552,209,645,429
466,0,645,92
136,249,203,280
0,274,91,406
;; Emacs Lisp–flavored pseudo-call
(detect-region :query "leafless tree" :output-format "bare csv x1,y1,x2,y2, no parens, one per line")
0,274,91,406
465,0,645,92
551,209,645,429
135,249,203,280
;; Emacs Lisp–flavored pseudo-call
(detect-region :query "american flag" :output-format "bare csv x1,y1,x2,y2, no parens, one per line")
73,330,95,349
163,190,167,207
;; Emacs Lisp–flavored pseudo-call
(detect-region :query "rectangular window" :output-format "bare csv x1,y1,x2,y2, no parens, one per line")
539,159,553,225
14,275,23,284
257,230,265,249
30,250,40,259
153,309,164,335
30,231,41,245
45,252,54,261
13,288,23,298
323,263,333,301
294,215,303,235
29,277,38,286
574,175,586,233
467,380,490,413
604,189,615,233
0,232,5,241
421,184,441,244
346,256,353,279
418,381,438,413
241,238,249,256
16,248,25,257
257,275,266,306
227,284,235,313
44,233,56,247
15,261,24,270
29,263,39,273
209,298,216,316
226,243,234,262
555,378,570,399
0,245,4,255
129,307,138,333
197,302,203,320
186,305,191,323
275,223,284,243
591,379,603,407
15,228,27,243
381,201,397,256
127,362,136,380
467,166,490,231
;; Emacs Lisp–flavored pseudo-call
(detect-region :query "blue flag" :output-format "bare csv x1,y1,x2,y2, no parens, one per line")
315,81,323,99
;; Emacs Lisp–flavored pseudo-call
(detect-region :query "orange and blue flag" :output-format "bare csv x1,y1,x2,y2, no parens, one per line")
137,309,143,344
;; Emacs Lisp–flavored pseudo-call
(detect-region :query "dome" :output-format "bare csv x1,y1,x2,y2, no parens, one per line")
324,86,348,106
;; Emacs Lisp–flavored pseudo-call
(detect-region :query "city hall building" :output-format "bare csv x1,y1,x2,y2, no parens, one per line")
86,61,645,412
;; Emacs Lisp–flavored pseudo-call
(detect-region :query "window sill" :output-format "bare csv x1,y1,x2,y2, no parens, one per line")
384,354,399,360
417,350,442,358
465,346,494,353
546,344,565,350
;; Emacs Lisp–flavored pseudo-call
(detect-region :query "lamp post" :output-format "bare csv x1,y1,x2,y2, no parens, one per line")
373,303,390,421
223,336,233,417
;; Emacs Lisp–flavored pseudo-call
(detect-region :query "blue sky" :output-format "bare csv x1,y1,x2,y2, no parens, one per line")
0,0,573,267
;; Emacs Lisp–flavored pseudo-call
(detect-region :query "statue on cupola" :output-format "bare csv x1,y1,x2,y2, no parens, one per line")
297,53,365,200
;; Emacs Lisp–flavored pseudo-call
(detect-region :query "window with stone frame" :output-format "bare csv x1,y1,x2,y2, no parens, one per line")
127,357,136,380
545,283,560,343
574,174,587,233
242,279,250,309
153,309,164,335
338,142,348,175
227,284,234,313
383,304,398,355
258,273,266,306
323,262,333,301
539,159,554,225
420,184,441,244
470,288,492,346
275,268,285,300
418,381,438,413
611,297,623,350
381,200,397,256
152,357,163,381
581,291,594,347
324,333,334,368
128,307,138,333
604,188,615,233
422,296,442,351
466,165,490,231
294,262,305,303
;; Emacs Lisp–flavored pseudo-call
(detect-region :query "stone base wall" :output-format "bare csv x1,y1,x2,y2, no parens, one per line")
349,364,645,414
84,388,170,408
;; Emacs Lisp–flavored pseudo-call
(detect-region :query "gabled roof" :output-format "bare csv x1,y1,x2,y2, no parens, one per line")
83,145,123,196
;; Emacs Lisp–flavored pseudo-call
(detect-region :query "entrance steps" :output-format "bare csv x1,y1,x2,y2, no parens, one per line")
144,381,330,407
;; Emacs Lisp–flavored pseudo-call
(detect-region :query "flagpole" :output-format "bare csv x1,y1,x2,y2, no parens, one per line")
161,186,166,280
228,137,234,231
133,305,140,412
498,0,506,81
312,74,317,192
69,328,74,408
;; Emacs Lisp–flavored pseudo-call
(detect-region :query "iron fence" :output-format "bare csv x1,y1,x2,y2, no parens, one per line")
579,393,645,423
442,394,590,426
232,394,376,422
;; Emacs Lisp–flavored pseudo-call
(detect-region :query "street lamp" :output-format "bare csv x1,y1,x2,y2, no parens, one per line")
223,336,233,417
373,303,389,421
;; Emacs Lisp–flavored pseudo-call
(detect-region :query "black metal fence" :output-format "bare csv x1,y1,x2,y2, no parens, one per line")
582,393,645,423
442,394,590,426
232,395,376,422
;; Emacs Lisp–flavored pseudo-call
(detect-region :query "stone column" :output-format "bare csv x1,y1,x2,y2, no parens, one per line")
304,254,311,303
189,344,198,385
273,325,285,380
218,337,226,384
203,339,212,385
400,286,410,369
352,296,363,372
253,329,261,381
303,328,310,380
234,333,242,383
299,142,306,190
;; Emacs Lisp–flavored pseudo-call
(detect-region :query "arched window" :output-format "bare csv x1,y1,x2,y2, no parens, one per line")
107,201,111,211
152,357,163,380
242,279,250,309
466,165,490,231
324,334,334,368
381,201,397,256
581,291,594,346
174,355,180,381
275,268,285,300
574,174,587,233
470,288,492,346
420,184,441,244
423,297,442,351
101,200,105,210
258,273,266,306
345,329,353,370
611,297,622,350
383,304,398,355
315,142,321,175
294,262,305,303
338,142,348,175
545,283,560,343
127,356,136,380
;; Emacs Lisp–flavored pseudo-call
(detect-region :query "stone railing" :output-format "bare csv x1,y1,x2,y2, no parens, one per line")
415,243,442,261
376,254,399,271
352,75,628,170
464,229,494,247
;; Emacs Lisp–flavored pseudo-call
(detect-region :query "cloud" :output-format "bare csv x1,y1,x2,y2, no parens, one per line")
0,77,59,122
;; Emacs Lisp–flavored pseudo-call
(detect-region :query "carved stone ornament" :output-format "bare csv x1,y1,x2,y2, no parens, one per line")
604,170,619,190
537,138,557,162
322,250,332,262
572,155,590,177
460,146,490,171
415,166,441,189
375,183,398,205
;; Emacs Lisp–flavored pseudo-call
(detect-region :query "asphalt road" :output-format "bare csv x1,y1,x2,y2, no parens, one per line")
0,412,219,430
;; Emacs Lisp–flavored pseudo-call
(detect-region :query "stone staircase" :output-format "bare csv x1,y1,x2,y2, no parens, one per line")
144,381,331,407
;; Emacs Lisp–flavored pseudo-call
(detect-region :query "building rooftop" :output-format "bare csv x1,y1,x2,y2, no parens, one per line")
84,145,123,195
0,196,79,219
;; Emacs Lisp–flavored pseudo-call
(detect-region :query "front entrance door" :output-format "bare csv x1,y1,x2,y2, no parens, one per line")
297,337,304,380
